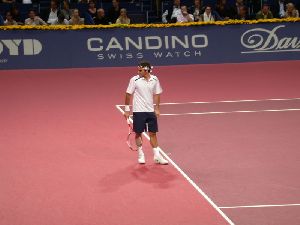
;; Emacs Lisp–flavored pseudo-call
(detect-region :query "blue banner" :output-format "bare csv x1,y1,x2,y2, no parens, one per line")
0,22,300,70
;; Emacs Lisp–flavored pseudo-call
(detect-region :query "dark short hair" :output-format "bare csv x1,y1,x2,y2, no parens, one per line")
139,61,151,69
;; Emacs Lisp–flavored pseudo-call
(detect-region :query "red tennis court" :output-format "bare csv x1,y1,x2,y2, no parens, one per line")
1,60,300,225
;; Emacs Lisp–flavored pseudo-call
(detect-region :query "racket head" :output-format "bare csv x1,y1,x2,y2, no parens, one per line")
126,118,138,151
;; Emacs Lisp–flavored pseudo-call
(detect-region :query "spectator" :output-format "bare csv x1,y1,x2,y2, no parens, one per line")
25,9,47,25
2,0,16,3
94,8,109,25
4,11,17,25
283,3,299,18
52,12,69,25
0,14,4,26
177,5,194,22
256,4,273,20
235,5,251,20
87,0,97,19
199,5,215,21
47,0,60,25
215,0,235,20
273,0,286,18
234,0,244,17
116,8,130,24
10,5,23,25
189,0,204,22
108,0,120,24
162,0,181,23
69,9,84,25
61,0,72,20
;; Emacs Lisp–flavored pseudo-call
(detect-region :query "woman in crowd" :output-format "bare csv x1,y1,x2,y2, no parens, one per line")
116,8,130,24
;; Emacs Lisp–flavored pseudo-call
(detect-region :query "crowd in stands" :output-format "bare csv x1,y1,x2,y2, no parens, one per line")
162,0,299,23
0,0,299,26
0,0,131,25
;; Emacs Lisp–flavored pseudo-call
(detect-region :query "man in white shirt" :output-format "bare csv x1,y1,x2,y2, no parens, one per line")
124,61,168,165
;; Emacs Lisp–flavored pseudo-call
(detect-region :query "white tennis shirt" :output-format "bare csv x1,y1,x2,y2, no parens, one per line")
126,74,163,112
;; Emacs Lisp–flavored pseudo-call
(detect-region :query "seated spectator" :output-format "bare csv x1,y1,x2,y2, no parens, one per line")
47,0,60,25
22,0,32,4
61,0,72,20
177,5,194,22
189,0,204,22
0,14,4,26
115,8,130,24
87,0,97,19
162,0,181,23
235,5,251,20
108,0,120,24
25,10,47,25
4,11,17,25
215,0,235,20
2,0,15,3
256,4,273,20
10,5,23,25
94,8,109,25
284,3,299,18
69,9,84,25
52,12,69,25
273,0,286,18
199,6,215,21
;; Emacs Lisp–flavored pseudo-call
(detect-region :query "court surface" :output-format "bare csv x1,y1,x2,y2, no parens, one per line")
1,60,300,225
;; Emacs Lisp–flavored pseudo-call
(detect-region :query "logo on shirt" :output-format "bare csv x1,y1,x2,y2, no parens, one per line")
86,34,208,61
240,25,300,54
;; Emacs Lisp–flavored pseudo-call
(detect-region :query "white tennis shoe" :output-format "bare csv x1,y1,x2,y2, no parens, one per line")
154,154,168,165
138,152,145,164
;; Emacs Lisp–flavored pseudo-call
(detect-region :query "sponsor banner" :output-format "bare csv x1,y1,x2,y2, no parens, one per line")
0,22,300,70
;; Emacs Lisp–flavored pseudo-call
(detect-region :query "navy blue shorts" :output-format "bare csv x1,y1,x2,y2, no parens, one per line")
133,112,158,133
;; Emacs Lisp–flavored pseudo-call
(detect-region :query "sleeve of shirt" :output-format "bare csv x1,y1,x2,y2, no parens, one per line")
154,78,163,94
126,77,136,94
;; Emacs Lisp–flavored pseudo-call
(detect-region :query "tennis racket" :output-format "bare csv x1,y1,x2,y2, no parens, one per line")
126,118,141,151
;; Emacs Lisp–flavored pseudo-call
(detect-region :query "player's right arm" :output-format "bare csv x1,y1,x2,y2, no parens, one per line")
124,76,136,119
124,93,131,119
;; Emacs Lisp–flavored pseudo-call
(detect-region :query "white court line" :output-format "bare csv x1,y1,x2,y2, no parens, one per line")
220,203,300,209
115,105,235,225
159,108,300,116
116,97,300,107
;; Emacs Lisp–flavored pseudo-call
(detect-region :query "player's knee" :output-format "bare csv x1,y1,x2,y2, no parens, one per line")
149,132,156,137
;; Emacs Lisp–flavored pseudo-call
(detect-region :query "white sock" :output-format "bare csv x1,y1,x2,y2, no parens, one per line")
153,147,159,156
138,146,143,154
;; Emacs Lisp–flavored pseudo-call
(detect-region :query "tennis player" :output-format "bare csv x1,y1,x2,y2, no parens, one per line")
124,61,168,165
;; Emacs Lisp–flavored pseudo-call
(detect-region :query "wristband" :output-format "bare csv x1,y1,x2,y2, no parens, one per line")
125,105,130,111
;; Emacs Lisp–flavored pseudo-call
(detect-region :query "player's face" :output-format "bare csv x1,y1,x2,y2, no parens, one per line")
138,67,147,77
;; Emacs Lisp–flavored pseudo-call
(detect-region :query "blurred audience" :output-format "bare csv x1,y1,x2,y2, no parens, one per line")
47,0,60,25
94,8,109,25
199,5,215,21
162,0,182,23
87,0,97,19
256,4,273,19
284,2,299,17
108,0,120,24
52,12,69,25
25,9,47,25
177,5,194,22
61,0,72,20
189,0,203,22
69,9,84,25
116,8,130,24
4,11,17,25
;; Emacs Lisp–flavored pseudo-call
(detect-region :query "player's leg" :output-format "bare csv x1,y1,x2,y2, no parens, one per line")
147,113,168,165
133,113,146,164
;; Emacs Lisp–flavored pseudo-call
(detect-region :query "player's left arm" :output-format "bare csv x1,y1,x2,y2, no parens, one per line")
154,94,160,117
